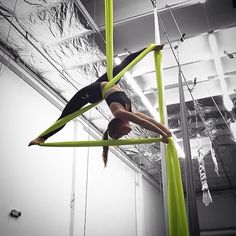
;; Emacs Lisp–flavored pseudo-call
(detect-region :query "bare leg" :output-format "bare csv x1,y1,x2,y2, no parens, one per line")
28,137,45,146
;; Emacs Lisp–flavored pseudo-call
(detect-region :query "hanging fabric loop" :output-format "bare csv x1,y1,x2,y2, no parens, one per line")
154,50,189,236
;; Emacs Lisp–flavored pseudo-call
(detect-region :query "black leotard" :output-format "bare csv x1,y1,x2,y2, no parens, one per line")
105,91,132,112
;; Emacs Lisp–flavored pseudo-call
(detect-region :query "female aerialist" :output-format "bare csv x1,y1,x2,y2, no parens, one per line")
29,47,171,166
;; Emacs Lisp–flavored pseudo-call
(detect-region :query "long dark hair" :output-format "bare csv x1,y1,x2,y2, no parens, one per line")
102,118,122,167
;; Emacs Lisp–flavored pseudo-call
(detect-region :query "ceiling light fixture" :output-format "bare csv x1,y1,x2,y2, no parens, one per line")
114,57,122,65
223,96,233,111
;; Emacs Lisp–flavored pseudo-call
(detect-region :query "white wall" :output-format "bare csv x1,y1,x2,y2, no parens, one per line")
0,65,74,236
73,143,137,236
0,63,165,236
143,179,165,236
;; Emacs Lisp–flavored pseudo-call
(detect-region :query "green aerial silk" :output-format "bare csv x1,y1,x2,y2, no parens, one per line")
38,44,157,139
154,50,189,236
40,137,162,147
102,44,159,97
38,102,100,138
38,46,189,236
166,139,189,236
37,0,189,233
105,0,113,81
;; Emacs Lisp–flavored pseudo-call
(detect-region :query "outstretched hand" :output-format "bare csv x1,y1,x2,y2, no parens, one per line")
162,132,172,144
162,135,168,144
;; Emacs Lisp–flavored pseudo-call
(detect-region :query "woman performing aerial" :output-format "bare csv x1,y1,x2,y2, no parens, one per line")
29,46,171,166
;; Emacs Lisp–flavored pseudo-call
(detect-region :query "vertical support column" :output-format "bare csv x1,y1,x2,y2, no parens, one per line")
153,6,161,45
135,172,145,236
153,2,169,236
69,121,78,236
178,70,200,236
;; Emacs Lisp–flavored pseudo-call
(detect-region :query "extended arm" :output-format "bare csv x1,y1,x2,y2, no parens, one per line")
114,108,168,137
133,111,171,135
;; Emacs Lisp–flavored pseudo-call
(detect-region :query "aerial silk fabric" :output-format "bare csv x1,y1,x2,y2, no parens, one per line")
38,44,157,139
40,137,162,147
105,0,113,81
38,45,189,236
36,0,114,139
37,1,189,234
166,139,189,236
154,50,189,236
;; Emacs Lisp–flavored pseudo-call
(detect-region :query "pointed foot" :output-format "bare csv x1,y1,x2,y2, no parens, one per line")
28,137,45,146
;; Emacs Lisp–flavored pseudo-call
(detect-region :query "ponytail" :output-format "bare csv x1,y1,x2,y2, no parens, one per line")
102,129,109,167
102,118,122,167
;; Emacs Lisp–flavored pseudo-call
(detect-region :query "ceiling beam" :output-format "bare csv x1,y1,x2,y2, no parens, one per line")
74,0,100,33
208,32,233,110
98,0,204,30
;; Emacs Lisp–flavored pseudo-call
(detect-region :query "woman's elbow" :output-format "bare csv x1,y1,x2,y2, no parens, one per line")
113,110,127,120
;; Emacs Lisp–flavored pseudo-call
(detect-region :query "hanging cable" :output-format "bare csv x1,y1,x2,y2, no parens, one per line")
158,14,232,134
158,12,224,193
210,95,231,130
158,15,194,98
166,4,185,42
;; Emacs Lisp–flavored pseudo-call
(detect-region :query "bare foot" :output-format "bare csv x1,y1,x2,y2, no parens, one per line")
28,137,45,146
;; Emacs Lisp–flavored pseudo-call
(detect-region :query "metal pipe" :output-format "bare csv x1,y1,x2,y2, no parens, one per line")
166,4,184,40
69,122,78,236
99,0,202,30
152,1,169,235
74,0,106,43
178,69,200,236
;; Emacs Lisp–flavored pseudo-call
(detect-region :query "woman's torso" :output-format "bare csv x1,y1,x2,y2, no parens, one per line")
101,82,132,112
